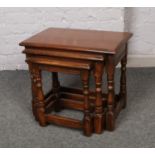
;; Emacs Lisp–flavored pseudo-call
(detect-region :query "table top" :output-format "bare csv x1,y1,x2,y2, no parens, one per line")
20,27,132,54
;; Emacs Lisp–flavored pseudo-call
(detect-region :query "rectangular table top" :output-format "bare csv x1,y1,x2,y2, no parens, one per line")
20,27,132,54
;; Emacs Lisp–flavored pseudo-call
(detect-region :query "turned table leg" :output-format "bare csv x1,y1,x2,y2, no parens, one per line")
120,45,127,109
29,64,47,126
81,70,93,136
29,64,37,121
52,72,61,112
93,62,104,134
106,56,115,131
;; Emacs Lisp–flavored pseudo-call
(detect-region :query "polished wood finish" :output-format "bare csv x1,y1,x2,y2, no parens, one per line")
106,56,115,131
81,70,93,136
93,62,104,133
20,27,132,136
29,64,47,126
20,27,132,54
26,56,93,70
120,45,127,109
46,114,83,129
23,48,104,61
27,58,93,136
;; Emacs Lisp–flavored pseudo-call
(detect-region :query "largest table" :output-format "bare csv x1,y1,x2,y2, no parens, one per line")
20,27,132,135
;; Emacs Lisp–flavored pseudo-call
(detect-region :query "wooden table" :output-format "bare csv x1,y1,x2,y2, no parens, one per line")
20,28,132,136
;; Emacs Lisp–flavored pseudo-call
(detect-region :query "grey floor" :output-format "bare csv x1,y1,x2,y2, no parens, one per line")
0,68,155,148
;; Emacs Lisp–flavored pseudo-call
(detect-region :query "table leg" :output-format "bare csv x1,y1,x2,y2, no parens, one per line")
81,70,92,136
52,72,61,112
120,46,127,109
29,64,47,126
106,56,115,131
93,62,104,134
29,66,38,121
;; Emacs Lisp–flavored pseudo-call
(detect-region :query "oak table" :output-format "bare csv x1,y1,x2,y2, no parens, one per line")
20,28,132,136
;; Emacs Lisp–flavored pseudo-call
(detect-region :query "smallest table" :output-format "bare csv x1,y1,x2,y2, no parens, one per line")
20,28,132,136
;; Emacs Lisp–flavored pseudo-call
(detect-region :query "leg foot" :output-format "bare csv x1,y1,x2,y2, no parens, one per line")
83,114,93,136
94,114,104,133
106,111,115,131
32,100,38,121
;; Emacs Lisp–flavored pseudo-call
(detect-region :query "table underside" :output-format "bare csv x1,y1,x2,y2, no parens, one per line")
23,42,128,136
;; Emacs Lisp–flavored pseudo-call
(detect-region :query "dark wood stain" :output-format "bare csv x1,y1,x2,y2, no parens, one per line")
20,27,132,136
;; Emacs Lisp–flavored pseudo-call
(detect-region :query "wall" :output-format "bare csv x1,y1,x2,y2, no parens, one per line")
0,7,124,70
125,7,155,67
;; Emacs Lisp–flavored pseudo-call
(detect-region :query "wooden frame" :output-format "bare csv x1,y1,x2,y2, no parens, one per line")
20,28,132,136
